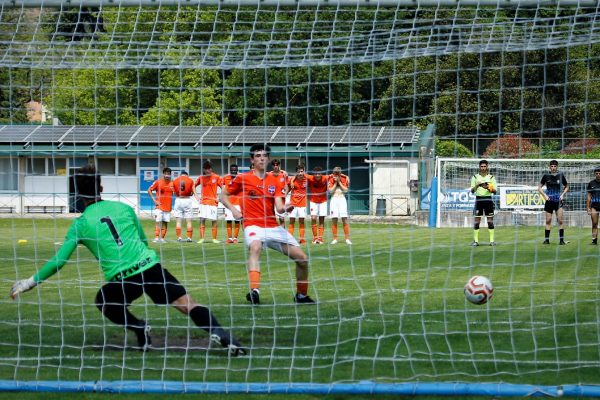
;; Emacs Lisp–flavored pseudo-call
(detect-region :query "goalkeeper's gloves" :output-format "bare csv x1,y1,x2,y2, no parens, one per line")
10,277,37,299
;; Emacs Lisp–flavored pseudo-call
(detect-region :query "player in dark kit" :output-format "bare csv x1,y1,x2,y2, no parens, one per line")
538,160,569,245
10,164,246,356
586,167,600,245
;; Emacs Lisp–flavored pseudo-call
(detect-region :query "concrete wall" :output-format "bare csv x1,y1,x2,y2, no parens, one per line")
370,158,419,216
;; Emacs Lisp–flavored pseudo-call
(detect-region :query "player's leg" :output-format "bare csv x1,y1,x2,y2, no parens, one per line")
153,209,162,242
198,217,206,243
233,220,240,242
176,217,183,241
318,215,325,243
242,226,264,304
279,243,314,304
95,281,148,349
141,264,246,356
341,217,351,244
556,206,566,244
310,214,318,243
210,217,220,243
591,208,599,244
487,216,495,245
288,216,296,236
185,218,193,241
298,217,306,244
472,213,482,246
544,210,553,244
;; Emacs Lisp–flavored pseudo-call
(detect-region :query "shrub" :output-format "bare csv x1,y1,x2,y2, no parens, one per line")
483,135,540,158
561,138,599,155
435,139,473,157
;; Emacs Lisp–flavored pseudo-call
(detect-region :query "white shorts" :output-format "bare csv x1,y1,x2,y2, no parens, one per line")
310,201,328,217
243,225,299,250
173,197,194,219
224,204,241,221
153,209,171,223
329,196,348,218
289,205,307,219
199,204,218,220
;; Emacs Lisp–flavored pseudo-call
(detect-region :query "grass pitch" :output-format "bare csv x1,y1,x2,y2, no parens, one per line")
1,217,599,392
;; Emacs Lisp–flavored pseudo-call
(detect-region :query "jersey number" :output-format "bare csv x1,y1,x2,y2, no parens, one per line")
100,217,124,246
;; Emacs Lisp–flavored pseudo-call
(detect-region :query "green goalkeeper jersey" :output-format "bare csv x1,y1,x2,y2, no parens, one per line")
33,200,160,283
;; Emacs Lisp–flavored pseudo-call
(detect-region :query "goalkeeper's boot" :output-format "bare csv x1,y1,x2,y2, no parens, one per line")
294,293,316,304
559,240,567,245
210,328,247,357
133,324,152,351
592,238,598,245
471,241,479,247
543,239,550,245
246,289,260,305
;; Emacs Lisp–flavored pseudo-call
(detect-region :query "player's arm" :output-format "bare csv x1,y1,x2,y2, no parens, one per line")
10,223,79,299
192,179,202,203
338,175,349,193
560,175,569,200
219,183,242,220
274,195,294,214
470,175,480,193
147,183,158,206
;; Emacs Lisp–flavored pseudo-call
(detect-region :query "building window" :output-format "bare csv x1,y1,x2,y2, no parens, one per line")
0,158,18,190
49,158,67,176
118,159,136,176
26,158,46,175
97,158,116,175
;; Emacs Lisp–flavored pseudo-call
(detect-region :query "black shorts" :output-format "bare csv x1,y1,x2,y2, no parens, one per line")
591,202,600,212
98,263,187,306
474,198,494,217
544,200,563,214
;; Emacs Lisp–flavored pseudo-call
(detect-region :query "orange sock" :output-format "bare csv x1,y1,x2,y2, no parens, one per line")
332,224,338,239
299,224,305,240
161,227,167,238
248,270,261,290
226,222,233,238
176,227,182,238
212,225,218,240
288,223,295,235
343,223,350,239
200,225,205,239
296,281,308,296
154,226,160,238
234,224,240,238
311,223,318,238
186,228,193,239
318,226,324,240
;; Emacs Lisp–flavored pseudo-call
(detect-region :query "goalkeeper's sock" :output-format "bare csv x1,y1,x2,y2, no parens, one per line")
189,305,222,333
489,229,495,243
474,229,480,242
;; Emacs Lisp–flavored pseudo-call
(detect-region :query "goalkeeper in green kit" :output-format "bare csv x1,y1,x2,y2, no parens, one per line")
10,164,245,356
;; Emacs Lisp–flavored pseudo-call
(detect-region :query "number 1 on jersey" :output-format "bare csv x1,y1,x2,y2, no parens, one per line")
100,217,124,246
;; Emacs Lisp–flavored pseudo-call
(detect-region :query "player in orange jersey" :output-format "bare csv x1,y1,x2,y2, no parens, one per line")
220,143,315,305
172,171,195,242
193,161,222,244
222,164,241,244
328,166,351,245
268,159,289,227
147,167,175,243
307,166,329,244
287,164,308,244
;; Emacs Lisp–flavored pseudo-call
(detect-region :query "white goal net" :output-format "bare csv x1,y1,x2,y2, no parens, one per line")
2,0,600,396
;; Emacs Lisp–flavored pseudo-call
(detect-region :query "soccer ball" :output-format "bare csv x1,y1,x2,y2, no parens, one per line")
464,275,494,305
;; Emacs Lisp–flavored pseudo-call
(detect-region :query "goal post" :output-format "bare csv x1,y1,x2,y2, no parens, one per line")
434,157,599,229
